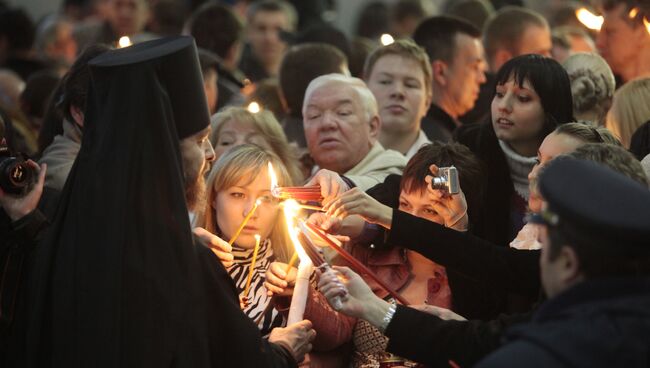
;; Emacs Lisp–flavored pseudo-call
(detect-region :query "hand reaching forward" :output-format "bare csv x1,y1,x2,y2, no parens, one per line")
323,188,393,229
193,227,234,268
269,320,317,363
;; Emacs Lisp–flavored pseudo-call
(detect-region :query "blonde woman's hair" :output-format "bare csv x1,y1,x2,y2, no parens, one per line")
210,106,304,183
605,77,650,148
562,53,615,126
193,144,294,262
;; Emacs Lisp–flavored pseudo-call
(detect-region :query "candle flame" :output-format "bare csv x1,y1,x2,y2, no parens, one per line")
268,162,278,192
380,33,394,46
118,36,132,48
576,8,604,31
254,234,260,242
629,7,639,19
645,17,650,35
283,199,309,262
247,101,261,113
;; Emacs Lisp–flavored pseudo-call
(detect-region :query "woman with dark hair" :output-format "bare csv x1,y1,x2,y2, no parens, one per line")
455,54,574,249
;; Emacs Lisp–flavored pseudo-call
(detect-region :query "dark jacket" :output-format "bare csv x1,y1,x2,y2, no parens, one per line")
421,104,457,143
387,209,541,298
385,305,531,367
454,121,515,247
476,278,650,368
0,187,59,366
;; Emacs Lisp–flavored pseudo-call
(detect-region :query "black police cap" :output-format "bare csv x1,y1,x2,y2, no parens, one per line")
89,36,209,139
535,158,650,255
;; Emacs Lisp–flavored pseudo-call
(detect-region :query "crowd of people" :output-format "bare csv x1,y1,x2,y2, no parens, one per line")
1,0,650,367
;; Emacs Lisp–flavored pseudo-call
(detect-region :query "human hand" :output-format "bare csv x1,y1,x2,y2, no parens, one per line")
0,161,46,222
317,266,382,319
411,304,467,321
264,261,297,297
268,320,317,363
322,188,393,229
192,227,234,268
425,165,469,231
305,169,350,204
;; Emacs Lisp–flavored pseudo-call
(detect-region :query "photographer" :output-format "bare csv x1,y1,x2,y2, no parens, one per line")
0,139,50,360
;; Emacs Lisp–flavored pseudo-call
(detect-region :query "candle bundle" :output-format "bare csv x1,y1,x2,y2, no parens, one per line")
272,185,323,202
305,222,409,305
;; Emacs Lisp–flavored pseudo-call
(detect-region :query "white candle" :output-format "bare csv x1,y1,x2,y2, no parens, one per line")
287,259,313,325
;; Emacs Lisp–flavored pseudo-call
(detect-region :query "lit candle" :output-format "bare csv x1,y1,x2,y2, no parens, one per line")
242,234,261,298
247,101,261,113
644,17,650,35
229,199,261,246
118,36,132,48
575,8,603,31
282,200,313,324
380,33,394,46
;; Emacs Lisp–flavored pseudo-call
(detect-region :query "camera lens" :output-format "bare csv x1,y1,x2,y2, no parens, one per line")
0,157,33,195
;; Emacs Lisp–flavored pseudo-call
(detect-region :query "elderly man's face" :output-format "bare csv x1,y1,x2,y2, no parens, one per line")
304,81,378,174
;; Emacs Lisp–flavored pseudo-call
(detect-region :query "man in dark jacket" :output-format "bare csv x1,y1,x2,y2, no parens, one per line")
475,159,650,367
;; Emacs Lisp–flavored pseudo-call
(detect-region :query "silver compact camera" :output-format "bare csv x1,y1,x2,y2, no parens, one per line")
430,166,459,194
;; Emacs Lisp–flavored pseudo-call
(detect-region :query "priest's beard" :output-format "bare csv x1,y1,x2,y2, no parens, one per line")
185,172,206,212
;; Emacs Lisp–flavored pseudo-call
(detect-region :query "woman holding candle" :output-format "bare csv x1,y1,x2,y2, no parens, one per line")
193,144,355,365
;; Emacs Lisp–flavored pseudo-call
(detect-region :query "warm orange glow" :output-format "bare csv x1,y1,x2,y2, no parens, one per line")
644,17,650,35
629,7,639,19
576,8,604,31
118,36,132,48
283,200,309,262
268,162,278,192
380,33,394,46
247,101,261,113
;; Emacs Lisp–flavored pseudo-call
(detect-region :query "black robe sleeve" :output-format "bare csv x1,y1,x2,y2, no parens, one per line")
387,209,541,297
196,244,297,368
385,305,531,367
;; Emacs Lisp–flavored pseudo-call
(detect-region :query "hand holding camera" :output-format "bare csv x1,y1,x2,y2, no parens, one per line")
425,165,468,231
0,146,46,221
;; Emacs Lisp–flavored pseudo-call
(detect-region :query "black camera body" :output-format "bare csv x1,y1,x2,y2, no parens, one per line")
0,146,34,195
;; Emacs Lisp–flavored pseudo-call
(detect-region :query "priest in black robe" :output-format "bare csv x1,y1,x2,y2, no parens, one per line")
12,36,314,367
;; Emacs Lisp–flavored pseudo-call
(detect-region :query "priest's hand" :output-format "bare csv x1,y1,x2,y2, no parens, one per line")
323,188,393,229
269,320,316,363
192,227,234,268
425,165,469,231
264,261,297,297
306,169,349,204
411,304,467,321
0,161,46,222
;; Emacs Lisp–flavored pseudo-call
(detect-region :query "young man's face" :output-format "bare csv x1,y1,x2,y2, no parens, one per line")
179,126,215,211
367,54,431,135
247,10,291,67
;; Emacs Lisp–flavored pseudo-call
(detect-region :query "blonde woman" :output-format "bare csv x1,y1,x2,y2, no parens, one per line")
562,53,615,126
210,106,304,183
606,77,650,148
193,144,354,361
